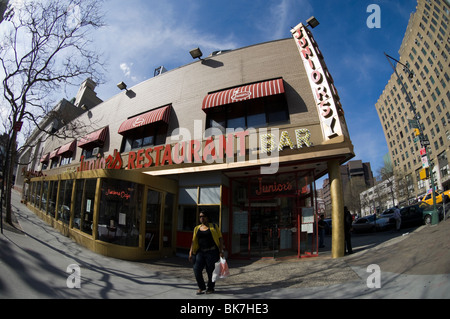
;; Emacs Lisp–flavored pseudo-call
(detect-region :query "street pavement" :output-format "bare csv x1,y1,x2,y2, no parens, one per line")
0,189,449,300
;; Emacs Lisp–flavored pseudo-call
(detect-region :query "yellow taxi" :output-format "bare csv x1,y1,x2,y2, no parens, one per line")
420,189,450,206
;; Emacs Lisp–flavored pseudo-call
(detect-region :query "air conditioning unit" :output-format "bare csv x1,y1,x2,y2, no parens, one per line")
154,66,167,77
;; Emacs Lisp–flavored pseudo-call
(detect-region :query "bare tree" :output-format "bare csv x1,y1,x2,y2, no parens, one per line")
343,176,367,216
377,160,396,207
0,0,105,226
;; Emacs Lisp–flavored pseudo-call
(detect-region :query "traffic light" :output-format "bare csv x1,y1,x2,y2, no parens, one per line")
414,128,420,136
419,168,429,180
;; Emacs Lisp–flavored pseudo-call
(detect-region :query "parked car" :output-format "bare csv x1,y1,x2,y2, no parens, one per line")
352,214,390,233
387,204,444,228
420,203,445,225
420,190,450,206
379,208,395,219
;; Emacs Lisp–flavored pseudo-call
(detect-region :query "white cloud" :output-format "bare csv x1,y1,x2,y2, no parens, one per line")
91,1,239,100
257,0,313,40
119,62,138,82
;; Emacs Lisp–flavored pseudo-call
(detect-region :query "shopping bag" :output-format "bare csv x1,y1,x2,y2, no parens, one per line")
219,257,230,278
212,260,221,282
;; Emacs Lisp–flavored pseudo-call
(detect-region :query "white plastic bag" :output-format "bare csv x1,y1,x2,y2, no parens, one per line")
212,260,221,282
212,257,229,282
219,257,230,278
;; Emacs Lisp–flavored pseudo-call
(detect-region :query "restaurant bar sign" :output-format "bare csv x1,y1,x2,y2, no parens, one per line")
291,22,343,140
77,128,314,172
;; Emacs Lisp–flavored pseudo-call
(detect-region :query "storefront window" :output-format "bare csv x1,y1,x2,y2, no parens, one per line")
47,181,58,217
40,181,49,212
198,205,220,225
163,193,175,248
199,186,220,204
58,180,73,224
28,182,33,205
35,181,41,208
145,189,161,251
178,186,221,231
72,179,97,233
98,179,143,247
178,206,197,231
73,180,85,230
231,171,316,258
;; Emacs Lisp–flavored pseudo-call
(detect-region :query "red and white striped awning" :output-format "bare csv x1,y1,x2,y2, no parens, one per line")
202,78,285,111
57,140,76,156
40,153,50,163
118,105,171,135
49,148,60,159
78,126,109,148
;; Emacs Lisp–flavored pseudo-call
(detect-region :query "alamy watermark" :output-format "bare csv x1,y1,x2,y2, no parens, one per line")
366,264,381,288
366,4,381,29
66,264,81,289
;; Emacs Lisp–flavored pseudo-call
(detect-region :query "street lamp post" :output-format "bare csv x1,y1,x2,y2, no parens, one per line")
384,53,438,224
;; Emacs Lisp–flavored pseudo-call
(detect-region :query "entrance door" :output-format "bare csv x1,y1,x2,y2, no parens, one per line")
250,200,279,257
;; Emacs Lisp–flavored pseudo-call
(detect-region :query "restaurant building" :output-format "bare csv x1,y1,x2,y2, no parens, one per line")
15,22,354,260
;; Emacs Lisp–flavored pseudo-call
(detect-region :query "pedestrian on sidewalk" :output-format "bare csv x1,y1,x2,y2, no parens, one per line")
318,214,326,248
189,211,224,295
393,206,401,231
344,206,353,254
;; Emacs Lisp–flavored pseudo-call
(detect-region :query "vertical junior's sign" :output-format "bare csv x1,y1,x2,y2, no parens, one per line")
291,23,343,140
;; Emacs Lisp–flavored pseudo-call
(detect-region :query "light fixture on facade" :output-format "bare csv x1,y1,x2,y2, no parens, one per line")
306,16,320,28
117,81,129,92
189,47,203,60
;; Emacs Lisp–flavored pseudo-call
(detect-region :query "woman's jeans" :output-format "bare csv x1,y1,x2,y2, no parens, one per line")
193,248,220,290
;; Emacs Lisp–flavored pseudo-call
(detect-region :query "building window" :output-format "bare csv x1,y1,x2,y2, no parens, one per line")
58,180,73,225
206,95,289,135
98,179,144,247
73,179,97,235
47,181,58,217
178,186,221,231
122,124,167,152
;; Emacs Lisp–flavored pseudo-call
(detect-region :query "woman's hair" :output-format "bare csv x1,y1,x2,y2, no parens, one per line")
199,210,208,218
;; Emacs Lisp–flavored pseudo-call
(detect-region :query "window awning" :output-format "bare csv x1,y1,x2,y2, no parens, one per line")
118,105,171,135
40,153,50,163
57,140,76,156
78,126,109,148
202,78,285,111
49,148,60,159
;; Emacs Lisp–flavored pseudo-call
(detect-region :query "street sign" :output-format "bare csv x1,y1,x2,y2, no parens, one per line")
422,156,429,168
421,139,430,146
420,147,427,156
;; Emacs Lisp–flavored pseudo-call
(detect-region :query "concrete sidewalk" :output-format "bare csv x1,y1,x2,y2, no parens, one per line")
1,189,448,299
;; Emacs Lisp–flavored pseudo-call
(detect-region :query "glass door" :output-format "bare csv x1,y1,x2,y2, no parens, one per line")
250,200,279,258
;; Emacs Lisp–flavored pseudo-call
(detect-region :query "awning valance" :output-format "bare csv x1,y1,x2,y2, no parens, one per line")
202,78,285,111
118,105,171,135
57,140,76,156
78,126,109,148
49,148,60,159
40,153,50,163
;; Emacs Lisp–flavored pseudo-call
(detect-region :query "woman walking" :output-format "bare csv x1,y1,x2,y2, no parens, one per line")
189,211,224,295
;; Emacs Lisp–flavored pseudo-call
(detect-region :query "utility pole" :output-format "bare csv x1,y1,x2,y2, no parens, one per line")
384,53,438,224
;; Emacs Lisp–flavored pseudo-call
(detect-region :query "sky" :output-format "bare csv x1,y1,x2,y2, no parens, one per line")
3,0,419,183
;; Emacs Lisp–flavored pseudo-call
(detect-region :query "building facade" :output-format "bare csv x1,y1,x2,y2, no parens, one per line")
16,23,354,260
322,160,374,216
376,0,450,203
